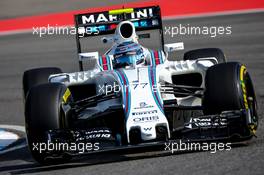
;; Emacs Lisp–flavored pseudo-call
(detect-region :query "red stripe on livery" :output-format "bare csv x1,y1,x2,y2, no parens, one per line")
102,55,108,70
154,51,160,65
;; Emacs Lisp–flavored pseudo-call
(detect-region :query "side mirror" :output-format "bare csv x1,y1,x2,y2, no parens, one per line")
164,42,184,52
78,52,99,70
79,52,99,61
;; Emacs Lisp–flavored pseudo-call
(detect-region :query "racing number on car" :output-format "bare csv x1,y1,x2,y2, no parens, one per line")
132,83,148,89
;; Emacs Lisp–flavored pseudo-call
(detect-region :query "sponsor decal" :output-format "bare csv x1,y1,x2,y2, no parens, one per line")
81,8,153,24
143,127,152,131
186,118,227,128
84,133,111,139
133,116,159,123
74,129,112,141
132,110,157,116
134,102,154,109
140,102,147,108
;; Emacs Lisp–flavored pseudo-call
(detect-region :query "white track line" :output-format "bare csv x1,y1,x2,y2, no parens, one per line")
0,125,27,155
0,125,25,132
0,144,27,155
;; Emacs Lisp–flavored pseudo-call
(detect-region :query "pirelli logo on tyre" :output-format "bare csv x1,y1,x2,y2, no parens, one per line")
240,65,249,109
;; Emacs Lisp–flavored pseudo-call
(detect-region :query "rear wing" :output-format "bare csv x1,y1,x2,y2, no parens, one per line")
74,6,162,37
74,6,165,71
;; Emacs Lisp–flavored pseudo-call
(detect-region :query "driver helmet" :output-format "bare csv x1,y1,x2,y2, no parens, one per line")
113,41,145,68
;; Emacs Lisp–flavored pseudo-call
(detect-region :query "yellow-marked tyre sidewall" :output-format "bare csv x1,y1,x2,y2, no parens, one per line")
238,64,258,134
239,65,249,109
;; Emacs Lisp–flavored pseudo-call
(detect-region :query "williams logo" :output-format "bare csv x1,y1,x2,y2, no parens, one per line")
143,127,152,131
140,102,147,108
134,102,154,109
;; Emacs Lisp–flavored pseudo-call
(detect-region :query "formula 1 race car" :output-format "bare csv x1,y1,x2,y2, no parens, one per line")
23,6,258,164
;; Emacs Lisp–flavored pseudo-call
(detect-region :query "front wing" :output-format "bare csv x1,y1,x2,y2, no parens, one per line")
42,109,255,159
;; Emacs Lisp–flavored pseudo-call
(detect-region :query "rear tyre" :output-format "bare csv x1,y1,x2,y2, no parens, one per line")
23,67,62,100
203,62,258,135
25,83,67,164
184,48,226,63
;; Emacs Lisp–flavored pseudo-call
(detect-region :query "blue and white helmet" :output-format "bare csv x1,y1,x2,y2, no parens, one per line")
113,41,145,68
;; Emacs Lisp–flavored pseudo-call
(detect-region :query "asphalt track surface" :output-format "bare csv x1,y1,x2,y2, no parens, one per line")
0,11,264,175
0,0,135,19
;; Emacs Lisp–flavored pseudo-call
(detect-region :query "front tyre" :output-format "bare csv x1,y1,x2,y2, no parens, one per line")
203,62,258,136
23,67,62,100
25,83,68,164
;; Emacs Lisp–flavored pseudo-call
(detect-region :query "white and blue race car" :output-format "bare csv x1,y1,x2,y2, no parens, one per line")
23,6,258,164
